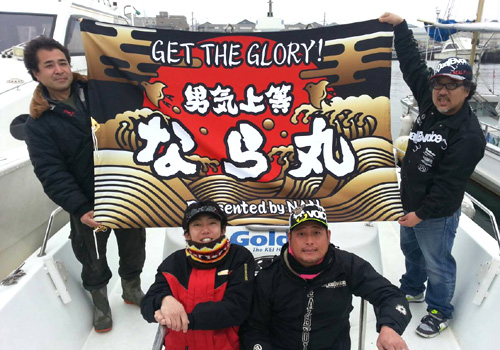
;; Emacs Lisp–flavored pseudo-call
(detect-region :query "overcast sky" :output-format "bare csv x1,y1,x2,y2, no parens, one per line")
134,0,500,27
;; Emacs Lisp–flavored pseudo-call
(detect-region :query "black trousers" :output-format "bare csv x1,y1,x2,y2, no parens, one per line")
69,215,146,291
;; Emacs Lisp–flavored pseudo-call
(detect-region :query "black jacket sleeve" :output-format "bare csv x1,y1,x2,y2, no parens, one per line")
140,257,174,323
393,20,434,113
24,117,92,218
345,251,411,335
188,246,256,330
239,266,275,350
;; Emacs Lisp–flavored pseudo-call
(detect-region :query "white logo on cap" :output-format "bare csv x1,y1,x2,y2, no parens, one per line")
436,57,468,72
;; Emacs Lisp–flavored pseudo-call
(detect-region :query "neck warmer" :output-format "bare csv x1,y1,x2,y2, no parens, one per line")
185,236,231,269
284,245,332,279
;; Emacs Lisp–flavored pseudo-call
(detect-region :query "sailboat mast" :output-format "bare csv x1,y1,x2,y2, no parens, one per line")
469,0,485,64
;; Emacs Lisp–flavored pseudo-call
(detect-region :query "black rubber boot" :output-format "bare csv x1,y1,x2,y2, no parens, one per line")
121,276,145,306
90,286,113,332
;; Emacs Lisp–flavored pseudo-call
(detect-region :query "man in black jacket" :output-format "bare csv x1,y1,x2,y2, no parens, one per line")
240,204,411,350
23,36,146,332
379,13,486,338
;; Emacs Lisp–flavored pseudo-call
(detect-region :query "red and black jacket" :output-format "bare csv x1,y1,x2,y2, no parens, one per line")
141,243,255,350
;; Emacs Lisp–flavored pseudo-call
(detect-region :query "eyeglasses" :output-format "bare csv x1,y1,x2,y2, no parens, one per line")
430,80,464,90
185,205,222,222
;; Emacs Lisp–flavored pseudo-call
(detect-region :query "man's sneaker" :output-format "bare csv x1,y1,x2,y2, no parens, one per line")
406,292,425,303
416,310,450,338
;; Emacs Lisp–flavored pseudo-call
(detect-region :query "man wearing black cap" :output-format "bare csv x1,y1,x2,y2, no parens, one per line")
379,13,486,338
141,199,255,350
240,203,411,350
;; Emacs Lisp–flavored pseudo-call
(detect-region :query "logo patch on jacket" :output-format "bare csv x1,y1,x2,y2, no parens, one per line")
395,304,407,316
322,280,347,288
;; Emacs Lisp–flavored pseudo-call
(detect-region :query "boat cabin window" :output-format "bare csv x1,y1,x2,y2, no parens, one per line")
444,43,459,50
65,16,86,56
0,12,55,51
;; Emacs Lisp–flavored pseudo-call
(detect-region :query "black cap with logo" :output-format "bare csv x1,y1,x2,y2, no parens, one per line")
430,57,473,81
182,200,227,230
289,204,328,231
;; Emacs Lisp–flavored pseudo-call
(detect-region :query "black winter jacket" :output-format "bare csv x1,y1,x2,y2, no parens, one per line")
394,21,486,219
25,74,94,219
240,243,411,350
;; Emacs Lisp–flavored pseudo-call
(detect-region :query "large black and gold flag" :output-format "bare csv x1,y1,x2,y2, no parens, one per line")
80,18,401,228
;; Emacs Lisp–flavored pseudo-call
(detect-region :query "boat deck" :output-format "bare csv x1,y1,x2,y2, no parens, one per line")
81,223,462,350
3,217,497,350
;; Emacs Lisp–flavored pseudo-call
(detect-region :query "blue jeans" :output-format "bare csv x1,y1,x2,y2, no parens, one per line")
399,208,460,319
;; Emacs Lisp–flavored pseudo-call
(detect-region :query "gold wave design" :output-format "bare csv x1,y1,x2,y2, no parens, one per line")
320,168,401,221
275,176,324,198
95,174,176,227
267,145,295,180
94,150,195,228
224,172,401,224
291,95,391,140
96,108,170,151
93,137,398,227
185,155,220,175
93,113,398,227
188,175,284,203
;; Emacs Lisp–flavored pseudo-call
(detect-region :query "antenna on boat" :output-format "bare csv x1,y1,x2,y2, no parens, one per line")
470,0,486,67
267,0,273,17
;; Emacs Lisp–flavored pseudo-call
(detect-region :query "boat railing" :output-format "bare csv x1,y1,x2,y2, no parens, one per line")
473,92,499,119
38,206,63,257
463,192,500,253
393,145,500,253
479,121,500,152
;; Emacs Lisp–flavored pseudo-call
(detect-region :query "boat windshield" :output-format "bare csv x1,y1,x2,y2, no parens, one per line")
0,12,56,52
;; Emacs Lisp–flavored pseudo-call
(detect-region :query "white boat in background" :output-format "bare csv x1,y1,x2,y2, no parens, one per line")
419,19,500,33
0,0,128,280
433,36,483,62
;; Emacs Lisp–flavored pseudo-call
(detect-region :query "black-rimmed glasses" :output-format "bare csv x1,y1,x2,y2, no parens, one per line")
430,80,464,90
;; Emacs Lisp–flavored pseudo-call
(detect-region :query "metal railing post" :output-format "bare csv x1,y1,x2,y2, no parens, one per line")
38,207,63,257
358,298,367,350
464,193,500,254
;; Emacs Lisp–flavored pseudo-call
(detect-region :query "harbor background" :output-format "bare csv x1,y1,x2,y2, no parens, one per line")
390,59,500,236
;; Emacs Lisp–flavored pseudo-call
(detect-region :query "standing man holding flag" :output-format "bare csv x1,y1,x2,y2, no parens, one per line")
23,36,146,333
379,13,486,338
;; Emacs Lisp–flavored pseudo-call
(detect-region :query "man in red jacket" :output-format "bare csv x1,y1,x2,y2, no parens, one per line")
141,200,255,350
